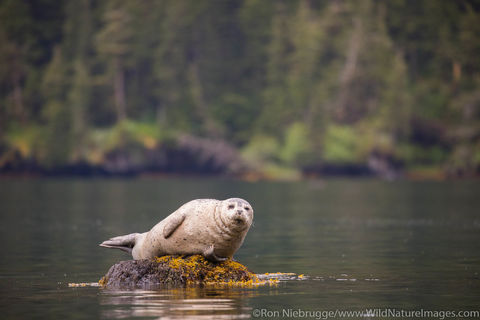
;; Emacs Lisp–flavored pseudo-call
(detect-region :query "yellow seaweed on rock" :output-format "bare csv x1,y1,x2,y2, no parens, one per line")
98,276,107,286
96,255,280,288
69,282,100,287
154,255,278,287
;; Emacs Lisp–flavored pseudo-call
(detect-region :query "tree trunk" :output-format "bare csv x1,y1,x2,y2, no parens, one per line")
113,57,127,122
12,51,25,123
335,17,362,122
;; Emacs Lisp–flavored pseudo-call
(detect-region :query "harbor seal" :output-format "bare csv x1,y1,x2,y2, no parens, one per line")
100,198,253,262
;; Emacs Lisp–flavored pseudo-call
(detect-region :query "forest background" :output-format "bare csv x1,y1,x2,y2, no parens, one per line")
1,0,479,180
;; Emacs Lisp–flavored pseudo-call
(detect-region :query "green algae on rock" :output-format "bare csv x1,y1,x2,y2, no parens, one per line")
99,255,278,288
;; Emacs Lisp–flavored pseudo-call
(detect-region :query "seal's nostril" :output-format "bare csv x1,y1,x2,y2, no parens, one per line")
236,210,242,215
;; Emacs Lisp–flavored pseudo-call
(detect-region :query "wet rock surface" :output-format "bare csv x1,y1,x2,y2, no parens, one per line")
99,255,256,288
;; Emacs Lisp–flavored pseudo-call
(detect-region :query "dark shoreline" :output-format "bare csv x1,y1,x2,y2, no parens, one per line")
1,165,477,181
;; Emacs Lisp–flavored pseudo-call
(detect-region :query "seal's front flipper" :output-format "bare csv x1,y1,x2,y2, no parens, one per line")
99,233,139,254
163,213,186,238
203,244,228,263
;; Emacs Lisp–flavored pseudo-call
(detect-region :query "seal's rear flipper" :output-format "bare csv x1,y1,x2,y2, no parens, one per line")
99,233,139,254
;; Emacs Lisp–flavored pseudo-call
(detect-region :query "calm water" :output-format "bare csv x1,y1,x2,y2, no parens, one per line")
0,178,479,319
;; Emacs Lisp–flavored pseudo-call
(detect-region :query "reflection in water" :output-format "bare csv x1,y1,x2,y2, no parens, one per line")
100,287,256,319
98,273,390,319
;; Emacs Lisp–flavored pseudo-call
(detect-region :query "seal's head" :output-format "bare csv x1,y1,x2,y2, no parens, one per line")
220,198,254,230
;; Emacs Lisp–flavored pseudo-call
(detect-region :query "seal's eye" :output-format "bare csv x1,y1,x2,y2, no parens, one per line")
228,204,235,210
244,207,250,211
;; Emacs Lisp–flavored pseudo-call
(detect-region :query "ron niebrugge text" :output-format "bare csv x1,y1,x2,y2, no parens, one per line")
252,308,480,319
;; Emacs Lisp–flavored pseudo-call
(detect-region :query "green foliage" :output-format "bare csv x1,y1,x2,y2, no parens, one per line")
262,163,301,181
242,122,313,168
3,124,44,159
241,135,280,166
91,120,164,153
322,125,360,164
0,0,479,177
279,122,313,166
397,143,448,166
42,101,72,166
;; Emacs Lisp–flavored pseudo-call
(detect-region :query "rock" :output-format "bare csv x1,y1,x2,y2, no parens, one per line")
99,255,259,288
